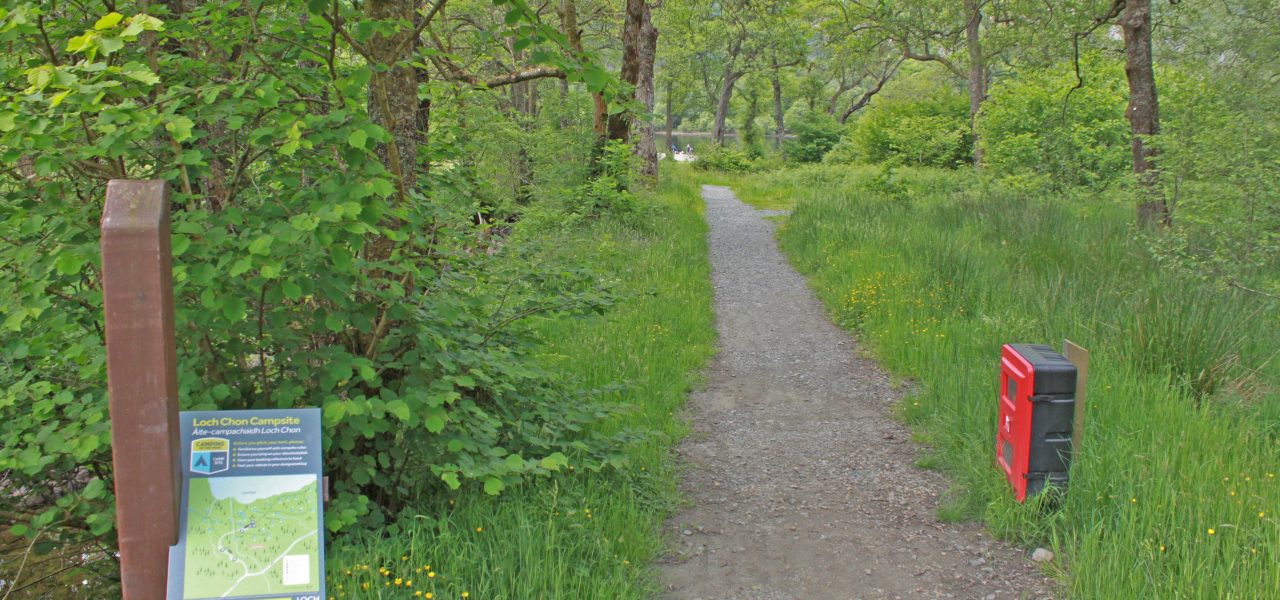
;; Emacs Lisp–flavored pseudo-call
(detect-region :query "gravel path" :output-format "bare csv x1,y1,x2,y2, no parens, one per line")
657,186,1054,600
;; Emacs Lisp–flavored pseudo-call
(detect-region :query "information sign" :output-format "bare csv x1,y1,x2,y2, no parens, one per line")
166,409,325,600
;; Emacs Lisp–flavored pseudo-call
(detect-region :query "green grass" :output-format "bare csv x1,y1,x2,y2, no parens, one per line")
324,171,716,599
723,164,1280,598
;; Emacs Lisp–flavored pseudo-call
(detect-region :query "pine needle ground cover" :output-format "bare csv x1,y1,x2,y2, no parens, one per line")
324,173,715,599
729,165,1280,598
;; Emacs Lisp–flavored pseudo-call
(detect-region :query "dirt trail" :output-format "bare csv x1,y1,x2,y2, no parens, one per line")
658,186,1053,600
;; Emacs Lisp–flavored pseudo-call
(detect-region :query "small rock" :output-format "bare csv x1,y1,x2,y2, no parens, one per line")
1031,548,1054,562
864,569,873,575
682,529,693,536
985,594,996,600
969,557,987,567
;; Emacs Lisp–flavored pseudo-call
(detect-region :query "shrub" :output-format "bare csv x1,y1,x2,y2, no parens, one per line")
0,5,630,568
693,143,754,172
976,53,1130,190
846,91,970,168
784,110,843,163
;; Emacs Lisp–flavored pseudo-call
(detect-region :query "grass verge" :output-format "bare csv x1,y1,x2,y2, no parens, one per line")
324,170,715,599
724,164,1279,598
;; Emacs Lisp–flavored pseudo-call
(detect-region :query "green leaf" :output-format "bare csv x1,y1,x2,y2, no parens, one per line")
289,213,319,232
582,66,609,92
81,478,105,499
330,247,352,271
54,251,86,275
96,35,124,56
368,178,395,198
94,13,124,30
248,235,273,255
324,313,344,332
222,296,246,321
171,234,190,256
165,115,194,142
0,112,16,132
424,408,446,433
386,399,410,421
347,129,368,149
504,454,525,471
49,90,72,107
483,477,504,495
453,374,476,388
539,452,568,471
121,62,160,85
282,280,302,300
504,8,524,25
228,257,252,277
121,14,164,38
441,472,460,490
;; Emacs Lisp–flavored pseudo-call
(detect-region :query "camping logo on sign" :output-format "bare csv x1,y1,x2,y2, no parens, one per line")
189,438,229,475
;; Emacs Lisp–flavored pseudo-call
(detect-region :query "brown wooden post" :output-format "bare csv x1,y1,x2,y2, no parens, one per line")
101,180,180,599
1063,340,1090,455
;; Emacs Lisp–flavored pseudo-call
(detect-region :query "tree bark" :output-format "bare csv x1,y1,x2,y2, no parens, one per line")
366,0,425,198
1120,0,1168,226
607,0,646,143
771,66,785,149
559,0,607,138
634,2,659,180
665,79,675,154
712,69,741,144
964,0,985,169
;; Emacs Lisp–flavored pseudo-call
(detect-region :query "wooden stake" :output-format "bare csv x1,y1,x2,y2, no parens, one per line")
101,180,180,599
1063,339,1090,454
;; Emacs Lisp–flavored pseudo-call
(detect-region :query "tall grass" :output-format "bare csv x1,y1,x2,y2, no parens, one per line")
324,171,716,599
733,164,1279,598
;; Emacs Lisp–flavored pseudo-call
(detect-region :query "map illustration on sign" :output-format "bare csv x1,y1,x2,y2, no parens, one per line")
168,408,325,600
182,475,320,597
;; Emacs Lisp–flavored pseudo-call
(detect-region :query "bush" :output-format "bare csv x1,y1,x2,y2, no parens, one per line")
976,53,1130,190
784,110,843,163
693,143,754,172
0,5,630,571
846,91,970,168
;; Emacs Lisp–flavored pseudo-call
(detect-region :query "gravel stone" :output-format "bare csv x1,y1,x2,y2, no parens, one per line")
1031,549,1055,563
658,186,1054,599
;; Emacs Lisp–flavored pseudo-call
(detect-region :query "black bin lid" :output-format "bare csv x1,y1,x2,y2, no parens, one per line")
1009,343,1077,395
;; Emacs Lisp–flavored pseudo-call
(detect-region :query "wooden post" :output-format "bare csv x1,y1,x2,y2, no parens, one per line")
100,180,180,599
1063,340,1090,454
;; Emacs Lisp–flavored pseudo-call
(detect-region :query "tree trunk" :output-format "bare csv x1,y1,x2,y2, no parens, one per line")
559,0,607,137
771,68,785,149
607,0,646,142
665,79,675,154
712,70,740,144
366,0,424,198
634,2,659,180
965,0,985,169
1121,0,1168,226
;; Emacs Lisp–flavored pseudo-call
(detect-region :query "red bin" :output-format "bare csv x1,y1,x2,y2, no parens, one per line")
997,344,1077,502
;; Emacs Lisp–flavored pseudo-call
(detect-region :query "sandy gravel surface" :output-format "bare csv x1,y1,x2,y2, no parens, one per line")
657,185,1054,600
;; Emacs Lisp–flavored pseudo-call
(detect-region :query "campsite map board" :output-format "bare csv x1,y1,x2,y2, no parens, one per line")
167,408,325,600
